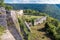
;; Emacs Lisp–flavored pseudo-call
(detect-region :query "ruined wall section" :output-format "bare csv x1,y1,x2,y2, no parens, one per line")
0,7,7,28
10,10,21,33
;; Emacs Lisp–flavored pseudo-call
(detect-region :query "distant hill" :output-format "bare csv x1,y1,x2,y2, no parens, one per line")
6,4,60,20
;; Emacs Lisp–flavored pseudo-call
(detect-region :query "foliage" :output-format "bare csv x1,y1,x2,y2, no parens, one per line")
47,17,60,27
0,0,13,10
24,9,48,16
28,23,50,40
0,0,5,7
24,15,42,23
18,17,30,40
51,20,59,27
24,9,60,40
0,0,4,3
18,18,29,34
5,5,13,10
45,17,60,40
31,18,34,26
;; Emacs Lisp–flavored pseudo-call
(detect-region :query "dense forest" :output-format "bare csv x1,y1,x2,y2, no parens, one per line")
6,4,60,20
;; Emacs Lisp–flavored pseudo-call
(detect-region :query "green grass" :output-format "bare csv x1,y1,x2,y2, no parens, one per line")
23,15,50,40
18,16,30,40
18,15,54,40
0,26,5,35
24,15,43,19
28,23,51,40
24,15,43,22
23,9,60,40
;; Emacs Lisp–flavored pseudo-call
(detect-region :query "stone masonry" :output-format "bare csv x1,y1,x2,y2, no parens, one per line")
0,7,7,28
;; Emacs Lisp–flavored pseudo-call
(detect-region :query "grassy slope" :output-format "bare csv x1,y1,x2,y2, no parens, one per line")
18,15,45,40
23,9,60,40
0,26,5,36
18,14,60,40
24,15,43,22
24,15,51,40
28,23,51,40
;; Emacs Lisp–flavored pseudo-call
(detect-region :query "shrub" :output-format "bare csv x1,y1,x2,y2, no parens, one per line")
45,21,60,40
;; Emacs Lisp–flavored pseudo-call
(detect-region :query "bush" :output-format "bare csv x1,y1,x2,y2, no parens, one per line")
31,18,34,26
45,21,60,40
23,9,48,16
5,5,13,10
51,20,59,27
0,0,5,7
18,17,30,40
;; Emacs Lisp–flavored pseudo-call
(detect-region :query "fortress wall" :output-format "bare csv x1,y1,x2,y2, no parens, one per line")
10,10,21,33
0,7,7,28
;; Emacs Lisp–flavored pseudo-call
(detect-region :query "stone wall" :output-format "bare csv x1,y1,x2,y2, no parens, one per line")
10,10,21,33
0,7,7,28
34,16,47,25
6,10,23,40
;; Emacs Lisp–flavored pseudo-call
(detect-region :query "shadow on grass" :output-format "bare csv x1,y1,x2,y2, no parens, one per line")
37,27,55,40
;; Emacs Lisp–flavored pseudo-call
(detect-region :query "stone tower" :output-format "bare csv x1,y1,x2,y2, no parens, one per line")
0,7,7,28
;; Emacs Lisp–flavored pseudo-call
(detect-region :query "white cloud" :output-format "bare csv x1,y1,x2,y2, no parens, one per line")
5,0,60,4
12,0,19,3
38,0,60,4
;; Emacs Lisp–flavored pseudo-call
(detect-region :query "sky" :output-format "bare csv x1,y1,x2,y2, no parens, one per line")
4,0,60,4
